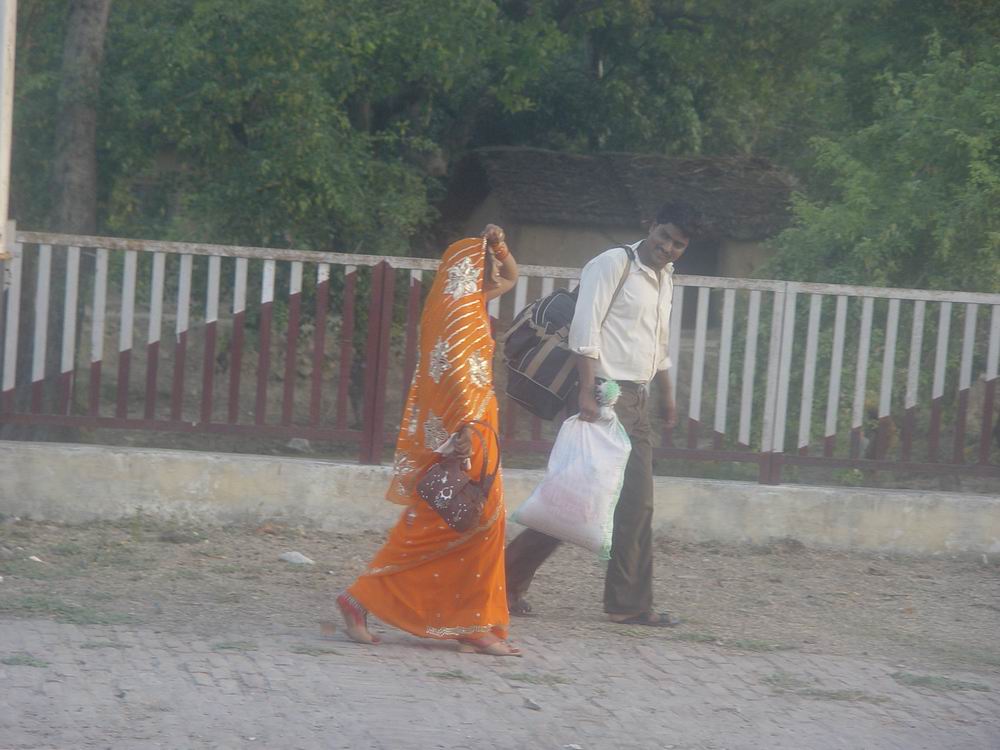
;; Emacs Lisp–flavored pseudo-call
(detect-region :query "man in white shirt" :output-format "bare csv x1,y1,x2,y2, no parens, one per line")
505,201,701,627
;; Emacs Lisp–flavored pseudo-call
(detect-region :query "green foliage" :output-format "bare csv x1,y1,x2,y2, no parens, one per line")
9,0,68,228
11,0,843,250
98,0,449,252
891,671,991,692
767,41,1000,292
481,0,842,156
1,652,49,668
10,0,1000,293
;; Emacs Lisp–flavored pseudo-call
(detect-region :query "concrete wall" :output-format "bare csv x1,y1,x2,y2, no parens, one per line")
2,441,998,556
718,239,773,279
461,209,634,270
510,224,636,270
461,214,776,282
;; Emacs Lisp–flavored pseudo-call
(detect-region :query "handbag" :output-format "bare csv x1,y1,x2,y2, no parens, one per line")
417,421,500,532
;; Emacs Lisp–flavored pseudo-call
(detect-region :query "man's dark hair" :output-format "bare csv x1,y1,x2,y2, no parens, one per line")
654,201,703,238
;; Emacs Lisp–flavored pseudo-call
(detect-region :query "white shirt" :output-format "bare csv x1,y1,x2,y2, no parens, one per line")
568,241,673,384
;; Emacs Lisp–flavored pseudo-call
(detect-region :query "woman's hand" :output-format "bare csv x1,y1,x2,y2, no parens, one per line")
485,247,503,287
453,425,474,458
481,223,517,301
482,224,505,248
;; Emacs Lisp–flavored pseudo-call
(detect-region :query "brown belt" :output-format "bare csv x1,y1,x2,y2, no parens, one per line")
617,380,647,390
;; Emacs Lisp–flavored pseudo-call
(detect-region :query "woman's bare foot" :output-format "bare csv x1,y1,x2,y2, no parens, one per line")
336,593,381,644
457,634,522,657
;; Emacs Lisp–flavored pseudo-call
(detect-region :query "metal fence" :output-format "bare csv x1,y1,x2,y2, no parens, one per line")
2,228,998,485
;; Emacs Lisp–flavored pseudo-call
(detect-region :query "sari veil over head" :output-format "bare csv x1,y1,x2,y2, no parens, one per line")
347,235,510,641
388,236,496,504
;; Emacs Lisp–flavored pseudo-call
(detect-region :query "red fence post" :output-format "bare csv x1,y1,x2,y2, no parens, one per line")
308,265,330,427
402,272,421,393
769,453,784,484
359,262,395,464
335,269,357,430
254,261,275,426
757,453,772,484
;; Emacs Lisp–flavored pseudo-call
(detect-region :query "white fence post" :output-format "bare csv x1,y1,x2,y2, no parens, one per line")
1,235,21,403
0,1,17,262
1,218,12,288
759,284,788,483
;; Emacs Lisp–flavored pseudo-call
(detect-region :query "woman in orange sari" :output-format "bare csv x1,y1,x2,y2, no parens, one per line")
335,225,521,656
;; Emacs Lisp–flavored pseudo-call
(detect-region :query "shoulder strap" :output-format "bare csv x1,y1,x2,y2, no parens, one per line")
600,245,635,329
465,419,501,486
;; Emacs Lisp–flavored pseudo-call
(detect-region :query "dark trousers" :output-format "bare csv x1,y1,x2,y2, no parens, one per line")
505,384,655,614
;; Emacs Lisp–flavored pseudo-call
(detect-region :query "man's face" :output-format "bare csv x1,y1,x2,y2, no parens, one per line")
641,222,690,270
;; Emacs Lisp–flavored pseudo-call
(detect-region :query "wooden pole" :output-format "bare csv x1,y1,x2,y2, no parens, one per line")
0,0,16,261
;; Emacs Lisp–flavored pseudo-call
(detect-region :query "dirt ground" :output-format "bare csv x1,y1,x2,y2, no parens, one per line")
1,516,998,675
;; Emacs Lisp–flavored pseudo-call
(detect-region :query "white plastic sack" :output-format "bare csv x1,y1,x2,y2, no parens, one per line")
512,407,632,559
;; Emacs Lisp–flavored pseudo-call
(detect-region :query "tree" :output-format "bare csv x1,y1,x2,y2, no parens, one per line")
2,0,113,440
97,0,523,254
765,41,1000,293
9,0,999,270
51,0,113,234
9,0,68,226
479,0,842,157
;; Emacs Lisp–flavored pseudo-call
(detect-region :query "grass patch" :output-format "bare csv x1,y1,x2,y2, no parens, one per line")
169,569,205,580
622,629,794,652
1,652,49,668
427,669,476,682
798,687,888,703
672,631,721,644
80,641,131,650
763,672,889,704
891,672,991,693
35,538,158,572
618,627,659,639
211,641,257,652
930,644,1000,670
0,525,32,542
157,529,202,544
727,638,797,653
660,632,795,652
0,595,136,625
763,671,811,691
965,651,1000,669
289,644,341,657
503,672,572,686
50,541,86,557
88,545,155,571
0,559,66,580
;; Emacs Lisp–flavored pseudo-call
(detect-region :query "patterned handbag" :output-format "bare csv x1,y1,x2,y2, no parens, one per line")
417,421,500,533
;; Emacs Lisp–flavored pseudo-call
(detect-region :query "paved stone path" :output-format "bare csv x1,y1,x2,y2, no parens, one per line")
2,615,998,749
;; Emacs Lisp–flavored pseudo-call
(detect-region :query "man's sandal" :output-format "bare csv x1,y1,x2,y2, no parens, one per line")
610,611,682,628
508,597,534,617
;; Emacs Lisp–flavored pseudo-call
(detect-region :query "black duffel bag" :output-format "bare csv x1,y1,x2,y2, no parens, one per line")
500,246,633,420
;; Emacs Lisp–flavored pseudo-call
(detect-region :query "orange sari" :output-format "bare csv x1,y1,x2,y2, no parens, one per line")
348,237,509,641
